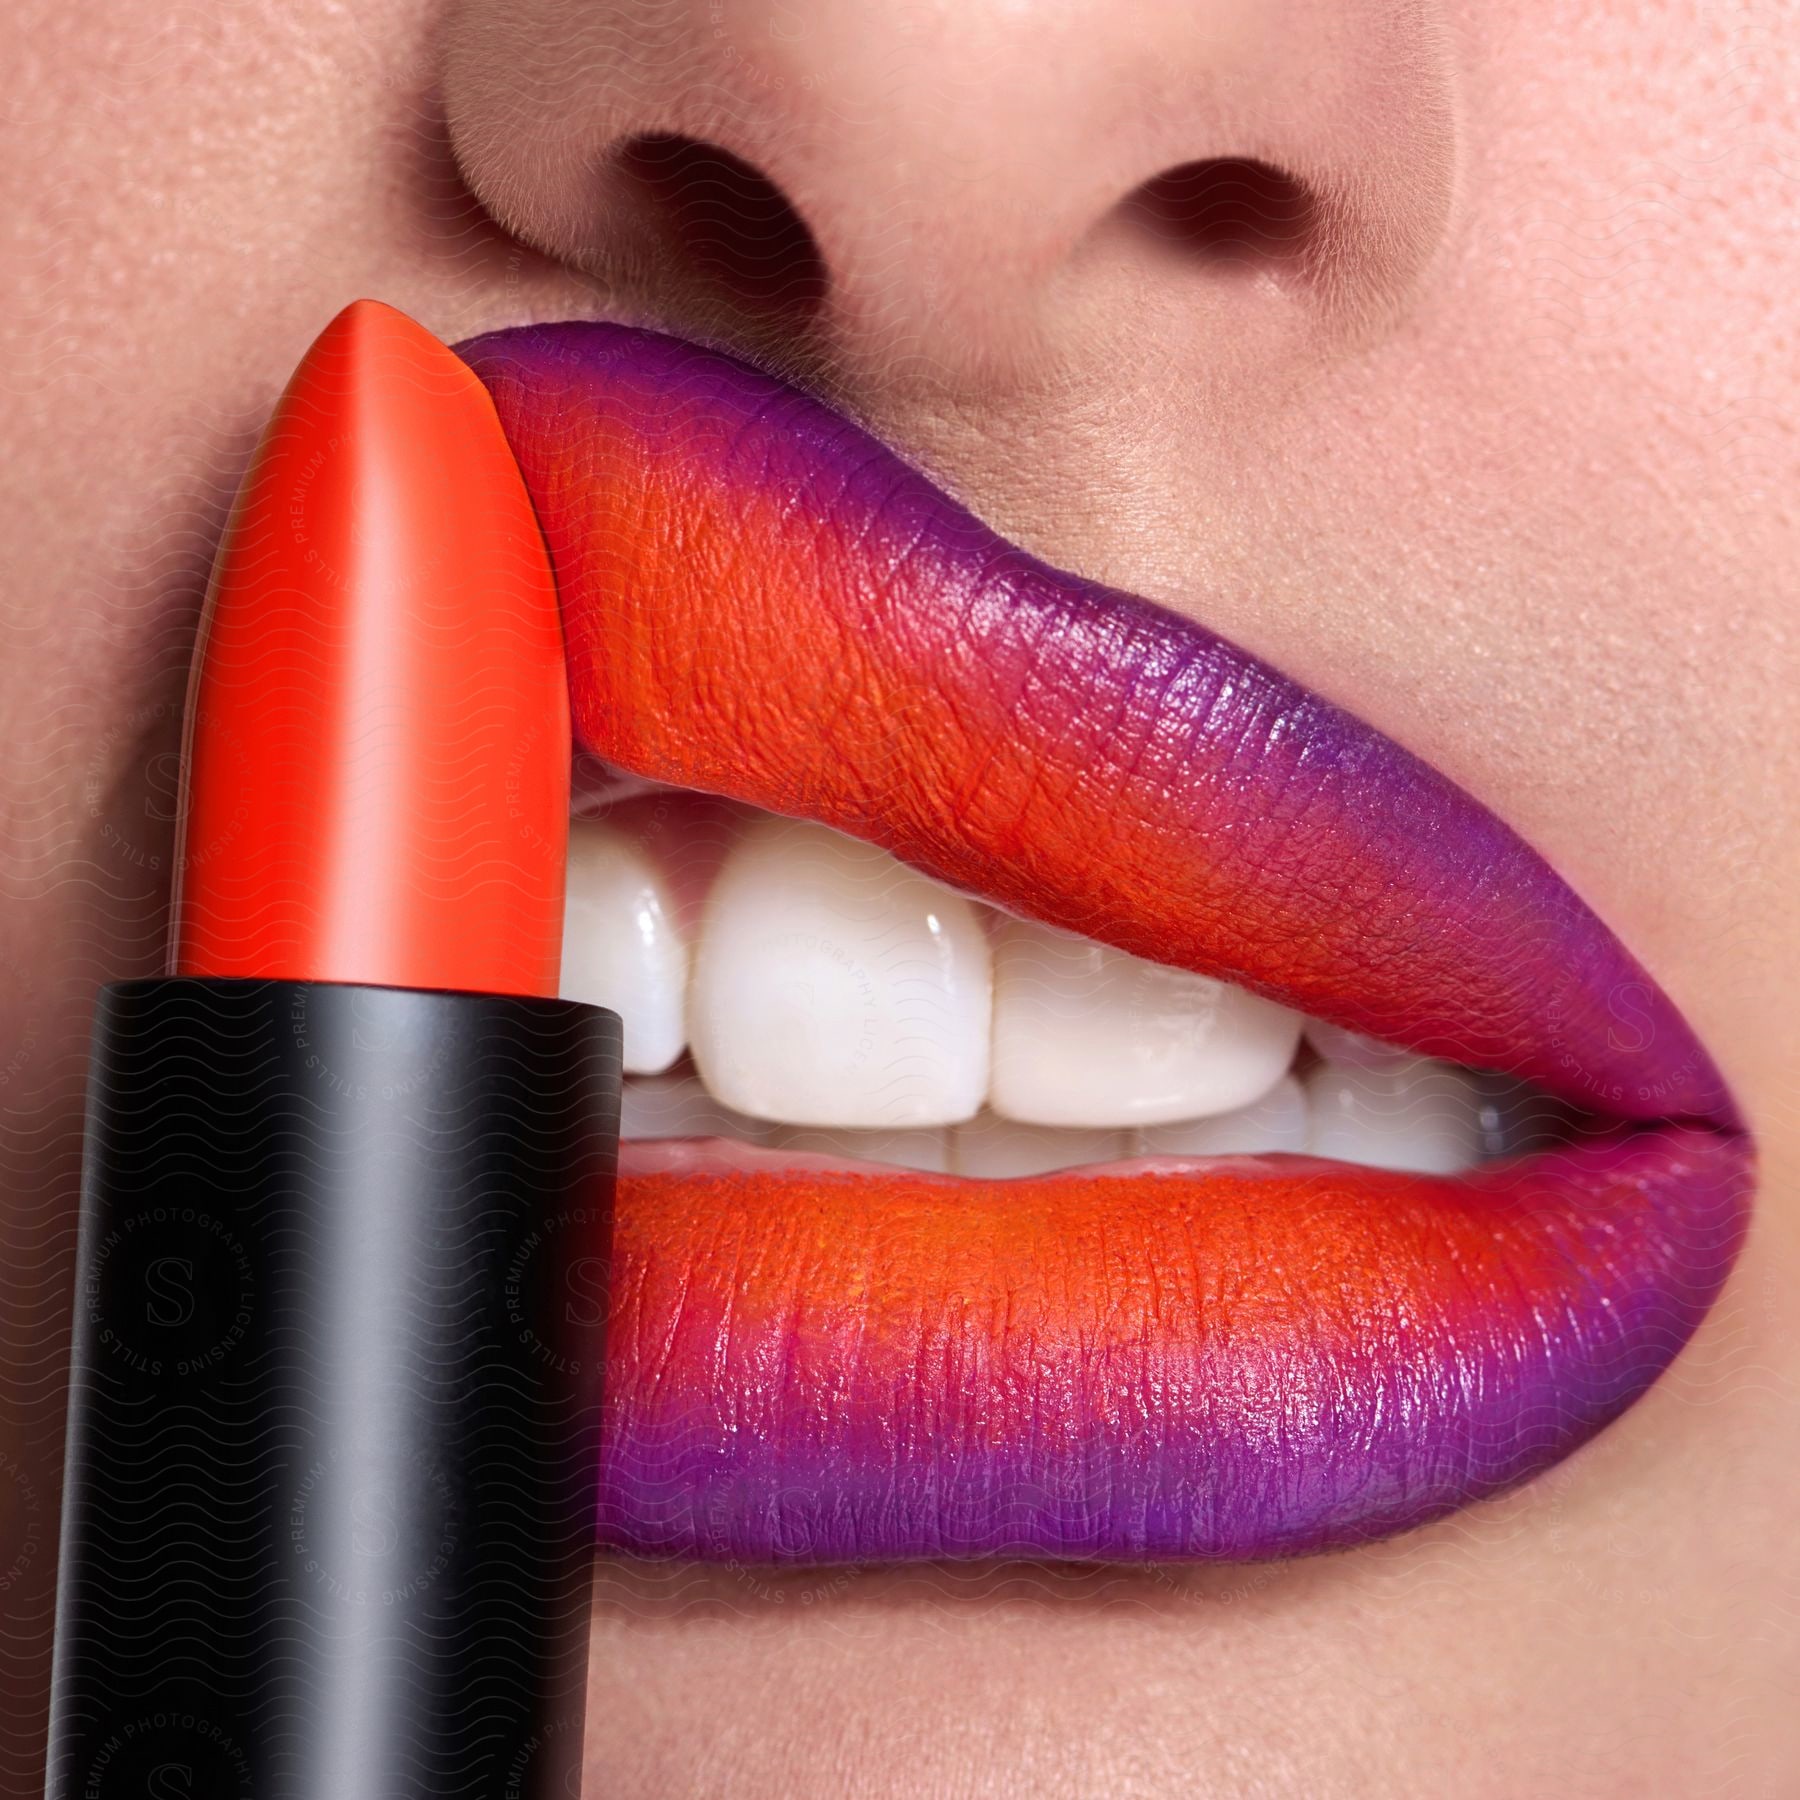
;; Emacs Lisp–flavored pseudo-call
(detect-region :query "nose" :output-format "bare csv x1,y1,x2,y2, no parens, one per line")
442,0,1457,388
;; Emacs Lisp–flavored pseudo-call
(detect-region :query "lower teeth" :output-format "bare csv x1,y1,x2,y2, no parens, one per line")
616,1061,1551,1179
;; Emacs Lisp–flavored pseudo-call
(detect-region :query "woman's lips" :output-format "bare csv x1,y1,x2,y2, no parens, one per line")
454,319,1753,1563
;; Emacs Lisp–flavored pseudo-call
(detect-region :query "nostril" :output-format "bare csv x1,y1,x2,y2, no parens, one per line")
1120,158,1320,283
613,133,828,324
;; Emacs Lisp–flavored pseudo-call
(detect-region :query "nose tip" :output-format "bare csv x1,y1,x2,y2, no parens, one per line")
443,0,1458,384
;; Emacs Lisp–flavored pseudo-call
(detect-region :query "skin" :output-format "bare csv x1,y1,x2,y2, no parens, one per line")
0,0,1794,1794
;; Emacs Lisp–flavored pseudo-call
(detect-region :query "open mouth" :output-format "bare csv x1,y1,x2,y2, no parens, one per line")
455,320,1753,1566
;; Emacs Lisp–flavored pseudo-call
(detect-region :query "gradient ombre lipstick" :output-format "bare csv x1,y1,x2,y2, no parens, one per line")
456,320,1753,1567
48,303,620,1799
595,1136,1745,1563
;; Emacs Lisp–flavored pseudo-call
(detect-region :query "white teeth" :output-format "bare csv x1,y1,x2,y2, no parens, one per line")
620,1072,775,1143
988,917,1302,1128
569,800,1531,1172
1303,1057,1483,1175
951,1111,1128,1178
772,1127,951,1173
687,819,992,1129
1132,1073,1309,1158
1304,1017,1416,1072
561,820,689,1075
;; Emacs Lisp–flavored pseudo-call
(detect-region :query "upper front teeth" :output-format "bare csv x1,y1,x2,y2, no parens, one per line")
561,803,1489,1167
561,822,689,1074
686,818,993,1128
988,916,1302,1127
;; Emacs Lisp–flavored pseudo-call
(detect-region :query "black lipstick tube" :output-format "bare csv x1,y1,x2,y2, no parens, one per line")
46,976,620,1799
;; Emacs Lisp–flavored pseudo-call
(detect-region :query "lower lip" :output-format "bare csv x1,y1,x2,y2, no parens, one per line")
596,1127,1749,1563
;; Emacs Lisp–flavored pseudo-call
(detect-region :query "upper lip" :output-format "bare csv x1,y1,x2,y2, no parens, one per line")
448,314,1751,1566
460,317,1730,1129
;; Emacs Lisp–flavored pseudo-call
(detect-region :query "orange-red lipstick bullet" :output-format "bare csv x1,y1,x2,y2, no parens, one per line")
172,298,569,995
50,303,619,1800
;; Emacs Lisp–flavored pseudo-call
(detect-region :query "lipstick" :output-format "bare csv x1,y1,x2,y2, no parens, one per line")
48,303,620,1798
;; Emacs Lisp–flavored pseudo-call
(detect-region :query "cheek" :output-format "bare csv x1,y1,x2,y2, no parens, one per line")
1145,0,1797,695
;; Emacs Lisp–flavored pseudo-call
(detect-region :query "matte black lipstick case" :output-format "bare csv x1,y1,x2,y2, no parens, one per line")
47,977,620,1799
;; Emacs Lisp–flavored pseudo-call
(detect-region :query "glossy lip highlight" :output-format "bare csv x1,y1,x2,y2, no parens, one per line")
455,319,1753,1564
